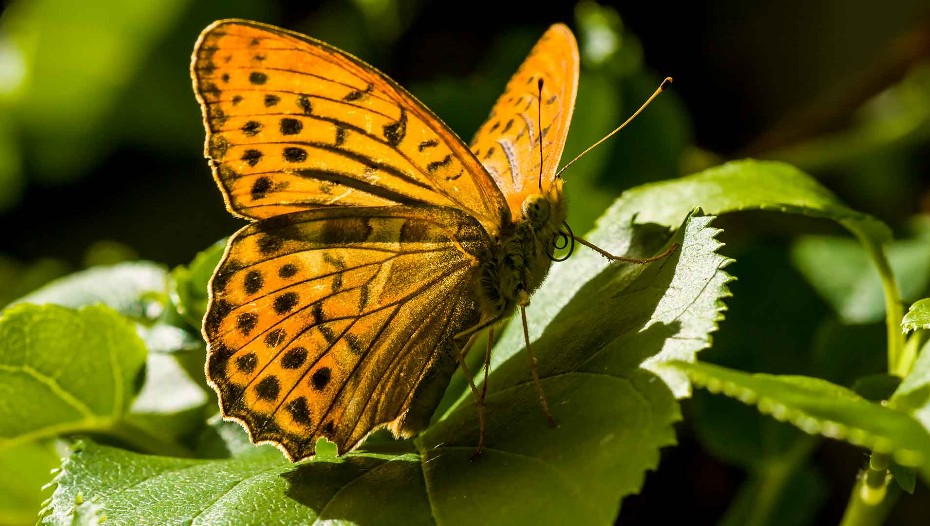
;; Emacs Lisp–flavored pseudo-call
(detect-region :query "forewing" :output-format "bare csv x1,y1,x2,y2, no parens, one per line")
203,205,488,459
469,24,579,216
191,20,509,233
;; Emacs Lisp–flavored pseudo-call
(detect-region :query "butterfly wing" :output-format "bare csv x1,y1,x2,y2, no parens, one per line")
204,205,489,459
192,19,510,233
469,24,579,216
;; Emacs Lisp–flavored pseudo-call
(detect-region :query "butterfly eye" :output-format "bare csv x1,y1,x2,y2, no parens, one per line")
521,194,550,225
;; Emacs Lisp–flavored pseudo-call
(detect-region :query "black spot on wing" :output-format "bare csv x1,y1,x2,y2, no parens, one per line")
250,177,272,201
279,263,298,278
286,397,311,425
311,302,324,326
297,95,313,115
345,334,363,355
235,352,258,374
255,376,280,400
237,312,258,335
280,118,302,135
319,325,336,344
427,154,453,174
241,121,262,136
383,108,407,146
281,346,308,369
311,367,331,391
244,270,264,294
418,139,438,151
257,234,283,255
283,147,307,163
241,149,263,167
264,328,286,348
274,292,299,314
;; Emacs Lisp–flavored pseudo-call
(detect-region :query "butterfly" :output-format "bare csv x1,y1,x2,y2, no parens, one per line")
192,19,670,461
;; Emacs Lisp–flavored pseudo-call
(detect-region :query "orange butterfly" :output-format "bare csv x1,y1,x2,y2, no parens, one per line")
192,19,669,461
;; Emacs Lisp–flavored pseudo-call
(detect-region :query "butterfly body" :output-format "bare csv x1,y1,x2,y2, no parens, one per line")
477,182,566,321
193,19,578,460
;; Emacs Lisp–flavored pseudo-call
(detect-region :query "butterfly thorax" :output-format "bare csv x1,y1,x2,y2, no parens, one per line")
478,178,566,318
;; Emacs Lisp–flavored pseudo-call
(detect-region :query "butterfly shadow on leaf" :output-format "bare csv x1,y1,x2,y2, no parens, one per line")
276,219,689,523
416,219,685,458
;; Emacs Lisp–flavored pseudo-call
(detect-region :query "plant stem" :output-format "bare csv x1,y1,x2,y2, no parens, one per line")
837,228,904,525
850,228,905,375
839,454,899,526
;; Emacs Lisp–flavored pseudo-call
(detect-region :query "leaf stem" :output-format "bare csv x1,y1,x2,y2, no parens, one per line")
839,453,899,526
849,227,905,375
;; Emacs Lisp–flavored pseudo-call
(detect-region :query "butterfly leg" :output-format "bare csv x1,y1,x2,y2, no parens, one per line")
574,236,679,264
455,333,488,460
481,326,493,402
519,290,556,428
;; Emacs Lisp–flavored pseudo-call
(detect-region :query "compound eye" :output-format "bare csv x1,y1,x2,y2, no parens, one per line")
521,194,550,224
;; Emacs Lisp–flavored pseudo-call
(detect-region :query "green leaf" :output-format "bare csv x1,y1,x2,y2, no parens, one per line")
888,461,916,494
673,361,930,479
125,325,209,447
851,374,902,402
42,211,729,524
613,159,906,373
903,298,930,334
6,264,208,450
43,441,425,525
891,338,930,446
610,159,891,242
169,240,225,330
13,262,168,321
791,235,930,324
0,440,61,526
0,304,147,448
488,211,732,399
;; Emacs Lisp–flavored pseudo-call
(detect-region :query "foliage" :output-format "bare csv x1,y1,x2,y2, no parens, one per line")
0,1,929,525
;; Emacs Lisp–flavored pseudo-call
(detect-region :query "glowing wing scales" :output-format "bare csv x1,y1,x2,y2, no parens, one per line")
203,206,488,459
192,19,510,233
469,24,579,217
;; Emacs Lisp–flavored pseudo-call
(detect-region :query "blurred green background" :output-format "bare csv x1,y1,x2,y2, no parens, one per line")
1,0,929,524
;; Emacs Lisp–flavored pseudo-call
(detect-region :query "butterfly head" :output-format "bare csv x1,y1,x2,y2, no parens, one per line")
520,174,564,227
522,193,550,226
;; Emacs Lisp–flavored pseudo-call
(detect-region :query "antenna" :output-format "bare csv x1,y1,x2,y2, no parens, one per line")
537,77,545,190
556,76,673,178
